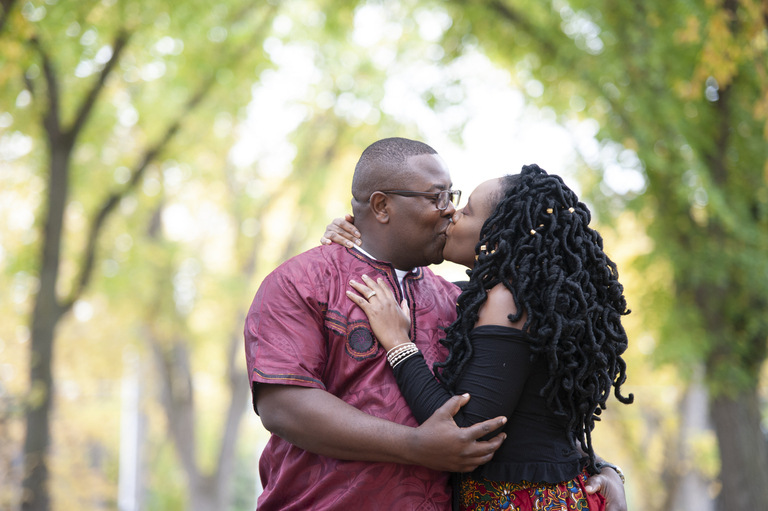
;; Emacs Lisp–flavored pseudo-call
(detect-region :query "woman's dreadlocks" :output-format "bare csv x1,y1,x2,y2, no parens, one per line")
434,164,634,472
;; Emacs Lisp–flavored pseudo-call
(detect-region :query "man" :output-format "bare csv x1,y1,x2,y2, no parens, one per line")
245,138,625,510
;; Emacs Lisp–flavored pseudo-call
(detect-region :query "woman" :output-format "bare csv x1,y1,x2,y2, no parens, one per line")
325,164,632,510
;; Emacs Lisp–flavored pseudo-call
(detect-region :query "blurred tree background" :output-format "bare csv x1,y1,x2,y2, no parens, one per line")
0,0,766,510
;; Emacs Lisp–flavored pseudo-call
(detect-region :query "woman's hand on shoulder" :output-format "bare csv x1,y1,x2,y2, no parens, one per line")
320,214,361,248
346,274,411,351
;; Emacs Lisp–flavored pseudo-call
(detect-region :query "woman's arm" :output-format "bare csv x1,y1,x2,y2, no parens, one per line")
393,336,533,436
348,277,531,433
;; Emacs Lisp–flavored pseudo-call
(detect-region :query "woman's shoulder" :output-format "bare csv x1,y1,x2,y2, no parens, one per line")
475,283,527,330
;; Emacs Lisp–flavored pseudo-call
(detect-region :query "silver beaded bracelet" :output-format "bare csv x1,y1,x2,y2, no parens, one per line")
386,342,415,359
387,343,419,368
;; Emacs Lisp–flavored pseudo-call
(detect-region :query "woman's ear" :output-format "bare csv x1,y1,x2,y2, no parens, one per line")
369,191,390,223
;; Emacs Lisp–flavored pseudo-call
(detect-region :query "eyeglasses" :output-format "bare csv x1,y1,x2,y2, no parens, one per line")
377,189,462,211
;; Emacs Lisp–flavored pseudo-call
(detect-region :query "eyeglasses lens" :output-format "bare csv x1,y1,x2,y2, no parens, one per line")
437,190,461,210
437,191,449,210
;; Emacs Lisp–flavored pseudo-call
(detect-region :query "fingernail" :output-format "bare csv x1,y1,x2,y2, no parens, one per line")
347,241,353,247
501,417,507,424
355,231,361,237
350,280,357,284
355,239,362,245
462,393,469,398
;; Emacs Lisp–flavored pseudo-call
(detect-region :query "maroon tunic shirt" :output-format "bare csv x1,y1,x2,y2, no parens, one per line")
245,244,460,510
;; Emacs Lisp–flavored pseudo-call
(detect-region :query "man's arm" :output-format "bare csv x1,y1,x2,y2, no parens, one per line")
257,383,507,473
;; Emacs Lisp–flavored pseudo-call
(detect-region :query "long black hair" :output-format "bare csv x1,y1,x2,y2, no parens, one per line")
434,164,633,472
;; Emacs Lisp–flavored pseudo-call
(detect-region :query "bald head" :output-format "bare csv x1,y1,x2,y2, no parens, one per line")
348,138,453,270
351,138,438,202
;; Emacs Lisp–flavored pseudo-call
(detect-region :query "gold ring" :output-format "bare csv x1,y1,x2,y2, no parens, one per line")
366,291,377,300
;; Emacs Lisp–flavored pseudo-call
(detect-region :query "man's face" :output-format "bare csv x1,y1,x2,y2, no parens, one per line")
387,153,455,269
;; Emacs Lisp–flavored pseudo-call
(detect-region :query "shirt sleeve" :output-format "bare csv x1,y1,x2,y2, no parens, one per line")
393,327,534,437
244,264,329,399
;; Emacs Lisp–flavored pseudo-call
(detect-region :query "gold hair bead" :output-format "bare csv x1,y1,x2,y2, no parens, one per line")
530,229,536,235
569,207,575,213
546,208,553,214
539,224,544,227
480,244,487,252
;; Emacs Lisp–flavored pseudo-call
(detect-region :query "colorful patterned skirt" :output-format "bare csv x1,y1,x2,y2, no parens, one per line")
457,469,605,511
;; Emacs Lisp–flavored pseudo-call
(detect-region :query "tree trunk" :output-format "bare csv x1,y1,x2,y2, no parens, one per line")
21,316,55,511
118,351,146,511
188,477,224,511
0,0,17,34
212,335,250,509
152,334,249,511
22,143,70,511
710,387,768,510
669,366,715,511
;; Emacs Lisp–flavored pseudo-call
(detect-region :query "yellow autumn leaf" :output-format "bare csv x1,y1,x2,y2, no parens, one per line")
675,15,700,44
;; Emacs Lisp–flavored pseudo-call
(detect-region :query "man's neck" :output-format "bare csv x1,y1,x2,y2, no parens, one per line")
358,239,415,272
354,245,410,297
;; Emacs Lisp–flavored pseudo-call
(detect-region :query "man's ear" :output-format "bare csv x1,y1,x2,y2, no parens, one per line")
369,191,390,224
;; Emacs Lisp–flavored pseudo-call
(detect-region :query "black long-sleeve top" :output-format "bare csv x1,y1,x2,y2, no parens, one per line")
393,324,586,483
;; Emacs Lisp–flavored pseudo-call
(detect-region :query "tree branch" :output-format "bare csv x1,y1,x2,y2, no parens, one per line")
481,0,630,125
61,77,216,311
0,0,17,36
23,73,35,98
61,0,271,310
485,0,560,58
30,36,62,146
66,30,131,143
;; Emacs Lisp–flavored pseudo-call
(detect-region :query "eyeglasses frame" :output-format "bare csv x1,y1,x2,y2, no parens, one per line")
374,189,462,211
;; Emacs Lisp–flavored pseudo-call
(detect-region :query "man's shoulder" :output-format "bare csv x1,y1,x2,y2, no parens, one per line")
251,246,345,309
259,245,357,293
271,244,350,273
419,267,461,291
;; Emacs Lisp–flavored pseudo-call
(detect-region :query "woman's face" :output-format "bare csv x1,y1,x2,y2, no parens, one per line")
443,178,502,269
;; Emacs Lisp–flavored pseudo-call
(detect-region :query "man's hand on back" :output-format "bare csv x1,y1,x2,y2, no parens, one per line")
409,393,507,473
585,468,627,511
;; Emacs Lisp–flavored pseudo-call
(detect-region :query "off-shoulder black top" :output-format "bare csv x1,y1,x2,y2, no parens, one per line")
393,324,586,484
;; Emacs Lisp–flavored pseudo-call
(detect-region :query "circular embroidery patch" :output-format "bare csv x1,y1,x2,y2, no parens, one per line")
347,326,378,360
